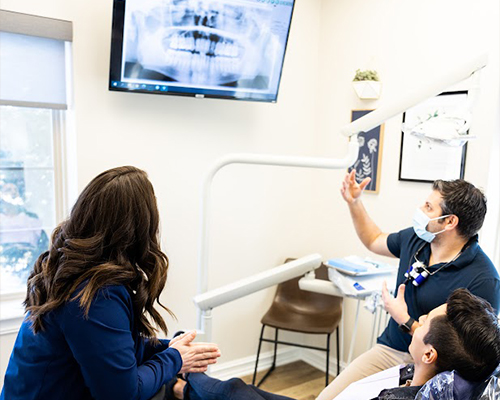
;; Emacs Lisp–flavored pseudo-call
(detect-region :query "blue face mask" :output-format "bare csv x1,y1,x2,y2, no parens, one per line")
412,208,450,243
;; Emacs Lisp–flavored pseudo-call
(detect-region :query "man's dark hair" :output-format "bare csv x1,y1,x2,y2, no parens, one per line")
424,289,500,381
432,179,487,239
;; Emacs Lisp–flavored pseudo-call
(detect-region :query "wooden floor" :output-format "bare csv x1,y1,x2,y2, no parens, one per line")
240,361,333,400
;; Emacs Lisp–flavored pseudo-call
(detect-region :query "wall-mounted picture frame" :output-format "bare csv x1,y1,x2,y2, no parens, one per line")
398,91,468,183
348,110,385,194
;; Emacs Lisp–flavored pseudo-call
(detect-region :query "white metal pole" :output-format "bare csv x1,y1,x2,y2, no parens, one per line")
347,300,362,365
195,255,322,342
196,138,360,332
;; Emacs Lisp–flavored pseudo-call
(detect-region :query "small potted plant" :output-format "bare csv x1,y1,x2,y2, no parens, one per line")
352,69,382,100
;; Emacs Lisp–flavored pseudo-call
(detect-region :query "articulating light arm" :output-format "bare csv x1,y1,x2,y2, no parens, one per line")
195,53,488,341
340,54,487,137
196,138,360,335
194,254,322,311
193,255,322,343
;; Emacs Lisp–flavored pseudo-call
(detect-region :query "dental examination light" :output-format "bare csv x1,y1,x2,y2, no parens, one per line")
339,54,486,144
195,53,487,342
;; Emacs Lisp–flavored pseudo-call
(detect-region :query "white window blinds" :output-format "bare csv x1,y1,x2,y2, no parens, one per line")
0,10,73,109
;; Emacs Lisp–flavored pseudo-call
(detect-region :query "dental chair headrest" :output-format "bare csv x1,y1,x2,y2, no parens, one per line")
452,373,481,400
415,365,500,400
470,364,500,400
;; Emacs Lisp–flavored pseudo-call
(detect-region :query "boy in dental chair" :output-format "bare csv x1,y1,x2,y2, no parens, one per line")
336,288,500,400
165,288,500,400
322,173,500,399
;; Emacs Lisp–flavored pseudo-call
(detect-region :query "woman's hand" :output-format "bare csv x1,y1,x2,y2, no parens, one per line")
340,169,371,204
168,331,190,347
169,331,221,374
381,282,410,325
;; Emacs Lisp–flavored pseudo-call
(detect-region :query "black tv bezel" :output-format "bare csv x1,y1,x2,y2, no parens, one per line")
108,0,296,103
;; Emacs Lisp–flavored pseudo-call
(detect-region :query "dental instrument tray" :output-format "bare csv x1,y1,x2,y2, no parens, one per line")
326,256,397,276
328,267,397,297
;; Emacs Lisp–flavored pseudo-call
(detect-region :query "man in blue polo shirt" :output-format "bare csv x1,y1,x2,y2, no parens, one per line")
317,171,500,400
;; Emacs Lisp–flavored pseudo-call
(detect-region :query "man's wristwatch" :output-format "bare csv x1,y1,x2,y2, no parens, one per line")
398,317,416,334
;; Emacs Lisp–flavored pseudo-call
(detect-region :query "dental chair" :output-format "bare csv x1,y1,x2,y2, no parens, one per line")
415,364,500,400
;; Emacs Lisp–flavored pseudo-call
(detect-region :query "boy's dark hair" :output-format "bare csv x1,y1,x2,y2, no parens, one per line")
432,179,487,239
424,289,500,381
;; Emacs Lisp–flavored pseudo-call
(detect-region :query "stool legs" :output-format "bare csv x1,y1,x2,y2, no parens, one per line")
252,325,266,385
253,325,341,388
336,326,340,376
272,328,278,369
326,333,331,386
255,328,278,387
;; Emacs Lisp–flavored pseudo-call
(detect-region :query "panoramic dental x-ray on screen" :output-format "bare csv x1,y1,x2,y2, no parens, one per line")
110,0,295,102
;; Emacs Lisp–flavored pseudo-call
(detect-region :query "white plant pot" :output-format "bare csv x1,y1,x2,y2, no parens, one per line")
353,81,382,100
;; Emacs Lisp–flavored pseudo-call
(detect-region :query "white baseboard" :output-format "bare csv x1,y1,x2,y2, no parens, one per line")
300,349,347,376
209,347,346,381
210,347,300,381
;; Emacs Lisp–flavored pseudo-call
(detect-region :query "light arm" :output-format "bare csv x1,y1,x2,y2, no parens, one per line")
194,53,488,342
196,140,360,331
194,255,322,342
193,254,322,311
340,53,487,137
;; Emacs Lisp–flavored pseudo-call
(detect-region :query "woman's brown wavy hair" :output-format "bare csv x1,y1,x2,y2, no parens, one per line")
24,166,173,340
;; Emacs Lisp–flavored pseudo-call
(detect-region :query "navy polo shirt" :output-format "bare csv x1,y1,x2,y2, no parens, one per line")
1,285,182,400
377,227,500,353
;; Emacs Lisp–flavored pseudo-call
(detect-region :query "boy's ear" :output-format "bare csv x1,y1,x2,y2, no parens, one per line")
422,346,438,365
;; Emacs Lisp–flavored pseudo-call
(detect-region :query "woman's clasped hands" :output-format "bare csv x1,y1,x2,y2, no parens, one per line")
169,331,221,374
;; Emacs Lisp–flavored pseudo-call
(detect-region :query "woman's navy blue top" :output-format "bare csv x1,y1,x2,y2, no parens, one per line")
1,285,182,400
378,227,500,353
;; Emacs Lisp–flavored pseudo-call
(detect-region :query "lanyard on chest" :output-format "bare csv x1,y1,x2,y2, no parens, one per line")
404,243,465,287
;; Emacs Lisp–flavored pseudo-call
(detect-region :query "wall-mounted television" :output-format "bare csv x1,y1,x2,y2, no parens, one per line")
109,0,296,103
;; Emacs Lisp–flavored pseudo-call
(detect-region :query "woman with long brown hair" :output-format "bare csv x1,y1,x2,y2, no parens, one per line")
1,166,220,400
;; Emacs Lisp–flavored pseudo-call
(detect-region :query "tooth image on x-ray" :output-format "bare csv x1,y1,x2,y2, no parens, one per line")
122,0,283,90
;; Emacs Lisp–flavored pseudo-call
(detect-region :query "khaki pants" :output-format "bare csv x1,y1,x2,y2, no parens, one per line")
316,344,414,400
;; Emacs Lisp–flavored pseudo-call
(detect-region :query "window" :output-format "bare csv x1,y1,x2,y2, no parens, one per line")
0,107,61,295
0,11,73,329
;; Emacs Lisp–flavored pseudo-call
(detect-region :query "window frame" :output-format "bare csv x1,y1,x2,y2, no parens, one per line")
0,11,74,335
0,107,70,333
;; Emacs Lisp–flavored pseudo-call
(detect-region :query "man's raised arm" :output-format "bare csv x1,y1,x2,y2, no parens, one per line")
340,170,394,258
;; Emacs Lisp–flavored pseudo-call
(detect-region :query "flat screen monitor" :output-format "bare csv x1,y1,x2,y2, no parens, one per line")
109,0,296,102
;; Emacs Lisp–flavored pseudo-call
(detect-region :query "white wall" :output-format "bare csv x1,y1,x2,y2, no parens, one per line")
0,0,325,383
1,0,499,385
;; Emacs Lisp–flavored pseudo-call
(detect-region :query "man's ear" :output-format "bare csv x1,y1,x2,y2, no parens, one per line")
422,346,438,366
446,215,459,230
